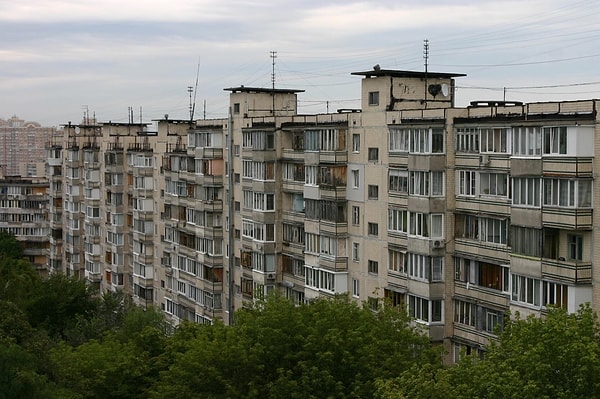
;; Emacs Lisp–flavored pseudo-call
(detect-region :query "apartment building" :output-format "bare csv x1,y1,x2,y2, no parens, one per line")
46,68,600,362
1,115,56,177
0,176,49,275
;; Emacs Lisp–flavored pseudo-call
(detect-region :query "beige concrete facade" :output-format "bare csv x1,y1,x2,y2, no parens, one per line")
1,116,57,177
0,176,49,275
46,69,600,363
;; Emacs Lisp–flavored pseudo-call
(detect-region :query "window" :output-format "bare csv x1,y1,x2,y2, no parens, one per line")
388,207,407,233
511,226,542,257
481,127,508,153
368,222,379,236
512,126,542,156
352,242,360,261
568,234,583,261
388,247,406,273
304,128,345,151
406,253,443,281
368,297,379,311
233,103,240,114
457,170,476,197
352,206,360,226
511,274,541,307
543,281,568,309
305,166,318,186
480,172,508,197
543,178,591,208
352,134,360,152
282,223,305,245
368,185,378,199
368,260,379,275
410,171,444,196
305,267,337,293
454,257,509,292
455,214,507,245
480,217,507,244
543,126,567,154
455,128,479,153
352,169,359,188
368,91,379,106
409,212,443,239
388,169,408,194
320,235,343,257
408,295,442,323
454,299,476,327
368,147,379,162
410,128,444,154
389,127,409,152
305,200,346,223
454,299,504,334
352,278,360,298
513,177,541,207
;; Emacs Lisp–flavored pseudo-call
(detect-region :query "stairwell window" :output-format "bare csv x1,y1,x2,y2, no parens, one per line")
368,185,379,199
368,147,379,162
368,222,379,236
368,91,379,106
368,260,379,275
352,134,360,152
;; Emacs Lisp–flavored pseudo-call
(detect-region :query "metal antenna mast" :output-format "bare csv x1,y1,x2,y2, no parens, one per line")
188,86,194,120
270,51,277,115
423,39,429,105
270,51,277,90
423,39,429,73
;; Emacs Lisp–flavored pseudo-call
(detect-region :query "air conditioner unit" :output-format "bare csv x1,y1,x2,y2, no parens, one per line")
266,272,276,280
432,239,445,249
479,154,490,165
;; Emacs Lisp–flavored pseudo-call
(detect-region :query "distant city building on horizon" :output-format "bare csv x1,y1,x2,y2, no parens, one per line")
0,115,57,177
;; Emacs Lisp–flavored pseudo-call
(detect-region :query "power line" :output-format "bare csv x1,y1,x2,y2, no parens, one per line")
440,52,600,68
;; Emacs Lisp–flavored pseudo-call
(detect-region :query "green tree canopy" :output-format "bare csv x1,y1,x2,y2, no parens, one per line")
150,295,438,399
0,231,24,260
376,305,600,399
26,273,98,339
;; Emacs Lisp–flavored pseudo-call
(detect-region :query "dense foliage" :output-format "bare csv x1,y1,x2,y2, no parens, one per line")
2,232,600,398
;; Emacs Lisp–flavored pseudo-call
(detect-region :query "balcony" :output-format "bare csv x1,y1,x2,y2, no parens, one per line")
542,258,592,284
318,255,348,272
542,207,592,229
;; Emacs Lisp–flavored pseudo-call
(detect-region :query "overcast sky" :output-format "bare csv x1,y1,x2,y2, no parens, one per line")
1,0,599,126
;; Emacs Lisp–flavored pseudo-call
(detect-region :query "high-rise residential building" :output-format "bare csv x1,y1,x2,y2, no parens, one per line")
0,115,57,177
0,176,49,275
46,68,600,362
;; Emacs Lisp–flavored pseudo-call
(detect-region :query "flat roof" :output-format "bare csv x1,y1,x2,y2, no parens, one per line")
351,69,466,79
224,86,304,94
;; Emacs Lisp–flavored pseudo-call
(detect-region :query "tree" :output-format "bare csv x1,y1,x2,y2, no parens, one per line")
451,305,600,399
0,231,24,260
150,295,438,399
26,273,98,339
376,305,600,399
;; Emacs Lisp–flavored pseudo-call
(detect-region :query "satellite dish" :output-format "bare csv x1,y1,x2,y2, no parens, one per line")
441,84,449,97
75,127,81,134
